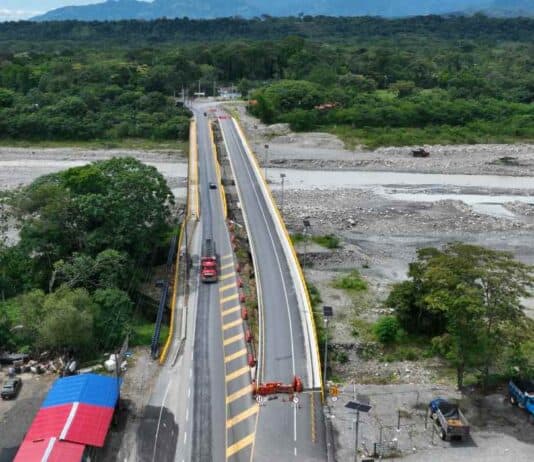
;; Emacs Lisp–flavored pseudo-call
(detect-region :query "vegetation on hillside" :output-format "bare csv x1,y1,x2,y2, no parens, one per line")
1,16,533,145
0,158,175,358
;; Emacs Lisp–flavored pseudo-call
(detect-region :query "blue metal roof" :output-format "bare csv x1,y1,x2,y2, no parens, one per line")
42,374,121,409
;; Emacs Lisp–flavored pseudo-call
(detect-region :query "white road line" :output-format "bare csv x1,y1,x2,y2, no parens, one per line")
186,408,189,422
187,387,191,398
189,367,192,378
184,432,187,445
151,380,172,462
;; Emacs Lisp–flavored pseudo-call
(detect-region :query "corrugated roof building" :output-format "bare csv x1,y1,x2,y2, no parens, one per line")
14,373,120,462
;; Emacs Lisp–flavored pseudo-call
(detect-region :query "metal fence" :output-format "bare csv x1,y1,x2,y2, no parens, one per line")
150,234,177,359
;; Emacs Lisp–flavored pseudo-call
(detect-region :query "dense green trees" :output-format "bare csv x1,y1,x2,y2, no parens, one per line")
0,16,533,145
387,244,534,389
0,158,175,357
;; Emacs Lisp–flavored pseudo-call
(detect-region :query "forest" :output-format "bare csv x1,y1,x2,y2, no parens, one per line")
0,15,533,146
0,158,176,357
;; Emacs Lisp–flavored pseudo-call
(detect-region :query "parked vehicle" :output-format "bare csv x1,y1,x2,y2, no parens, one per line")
508,379,534,422
201,238,218,283
209,182,218,190
429,398,470,441
1,377,22,400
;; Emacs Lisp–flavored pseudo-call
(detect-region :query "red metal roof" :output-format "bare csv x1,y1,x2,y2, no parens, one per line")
24,402,114,448
25,404,72,441
14,437,84,462
63,403,114,447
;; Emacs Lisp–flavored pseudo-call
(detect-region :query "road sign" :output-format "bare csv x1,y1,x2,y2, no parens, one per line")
292,396,300,404
330,385,339,397
256,395,264,405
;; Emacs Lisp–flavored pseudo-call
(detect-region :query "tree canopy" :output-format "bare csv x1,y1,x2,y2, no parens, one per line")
387,243,534,389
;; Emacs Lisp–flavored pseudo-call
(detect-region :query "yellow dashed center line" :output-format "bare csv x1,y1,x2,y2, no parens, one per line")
219,282,236,293
224,348,247,364
226,406,258,429
226,385,253,404
222,305,241,317
223,333,243,347
226,433,255,458
221,262,235,271
221,293,239,304
225,365,250,383
223,319,242,331
220,272,235,281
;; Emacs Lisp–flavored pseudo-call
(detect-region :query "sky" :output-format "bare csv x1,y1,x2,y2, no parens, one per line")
0,0,150,21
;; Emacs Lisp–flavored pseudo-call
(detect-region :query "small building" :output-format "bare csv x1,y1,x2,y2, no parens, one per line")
14,374,121,462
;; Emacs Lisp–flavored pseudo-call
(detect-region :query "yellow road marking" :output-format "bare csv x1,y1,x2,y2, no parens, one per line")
223,319,242,331
226,385,252,404
220,272,235,281
226,366,250,383
222,305,241,317
221,293,239,304
219,282,236,293
226,433,255,458
221,254,234,261
221,262,234,271
226,406,258,429
223,334,242,347
225,348,247,364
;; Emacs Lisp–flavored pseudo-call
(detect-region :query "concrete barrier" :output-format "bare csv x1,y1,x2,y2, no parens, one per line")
228,118,323,394
209,121,227,219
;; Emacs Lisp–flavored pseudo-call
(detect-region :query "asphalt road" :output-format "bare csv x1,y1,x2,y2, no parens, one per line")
192,106,257,462
219,115,326,461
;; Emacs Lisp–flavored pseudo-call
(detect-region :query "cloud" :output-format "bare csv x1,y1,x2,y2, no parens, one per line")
0,8,43,21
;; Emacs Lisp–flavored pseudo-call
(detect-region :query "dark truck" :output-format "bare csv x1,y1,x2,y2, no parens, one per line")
429,398,470,441
509,379,534,422
201,238,218,283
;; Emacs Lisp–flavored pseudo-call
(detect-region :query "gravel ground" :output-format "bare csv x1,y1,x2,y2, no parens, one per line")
232,103,534,177
0,369,55,462
0,147,187,191
328,383,534,462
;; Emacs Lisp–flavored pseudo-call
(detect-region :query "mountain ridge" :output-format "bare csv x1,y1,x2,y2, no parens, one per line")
32,0,534,21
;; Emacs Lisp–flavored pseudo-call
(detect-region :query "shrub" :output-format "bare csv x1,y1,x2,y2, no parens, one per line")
312,234,340,249
333,271,368,291
374,316,401,344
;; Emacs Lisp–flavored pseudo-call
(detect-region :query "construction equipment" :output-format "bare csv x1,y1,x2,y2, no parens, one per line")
412,148,430,158
252,376,303,397
200,238,218,283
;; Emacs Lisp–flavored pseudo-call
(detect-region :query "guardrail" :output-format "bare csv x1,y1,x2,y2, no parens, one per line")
229,118,323,394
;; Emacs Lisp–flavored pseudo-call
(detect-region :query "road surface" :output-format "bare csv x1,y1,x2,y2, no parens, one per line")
219,114,327,461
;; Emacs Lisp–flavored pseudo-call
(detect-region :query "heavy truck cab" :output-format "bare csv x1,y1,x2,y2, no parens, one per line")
201,238,219,283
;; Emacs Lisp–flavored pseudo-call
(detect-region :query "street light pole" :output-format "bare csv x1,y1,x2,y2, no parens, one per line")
264,144,269,180
322,306,333,387
280,173,286,218
354,409,360,462
323,317,329,385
